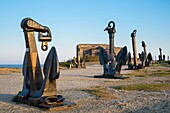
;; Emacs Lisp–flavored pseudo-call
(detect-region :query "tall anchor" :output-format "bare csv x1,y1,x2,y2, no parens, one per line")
13,18,75,110
95,21,128,79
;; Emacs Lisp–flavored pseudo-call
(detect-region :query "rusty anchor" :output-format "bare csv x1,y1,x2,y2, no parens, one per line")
95,21,128,79
13,18,75,110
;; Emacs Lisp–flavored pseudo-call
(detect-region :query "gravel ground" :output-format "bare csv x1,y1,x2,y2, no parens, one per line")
0,65,169,113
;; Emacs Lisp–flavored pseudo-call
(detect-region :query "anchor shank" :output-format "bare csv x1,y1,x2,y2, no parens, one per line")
131,30,138,69
23,31,43,97
109,33,115,68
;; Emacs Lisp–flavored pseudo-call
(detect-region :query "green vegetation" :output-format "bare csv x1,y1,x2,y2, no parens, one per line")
154,63,170,67
85,56,99,62
123,73,147,77
103,80,113,82
123,73,132,77
126,67,170,77
11,70,19,73
112,84,170,92
59,62,70,68
150,72,170,77
0,67,5,68
80,86,117,99
167,61,170,64
154,80,170,84
153,61,170,67
134,74,147,77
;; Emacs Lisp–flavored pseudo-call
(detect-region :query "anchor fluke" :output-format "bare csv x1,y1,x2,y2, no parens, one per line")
44,46,60,80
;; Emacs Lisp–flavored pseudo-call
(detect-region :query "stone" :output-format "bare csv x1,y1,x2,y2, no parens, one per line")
76,44,122,61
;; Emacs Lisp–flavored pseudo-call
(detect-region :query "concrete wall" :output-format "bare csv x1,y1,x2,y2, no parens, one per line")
76,44,122,59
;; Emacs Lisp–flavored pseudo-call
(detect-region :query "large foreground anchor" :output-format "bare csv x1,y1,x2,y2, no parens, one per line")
94,21,128,79
13,18,75,110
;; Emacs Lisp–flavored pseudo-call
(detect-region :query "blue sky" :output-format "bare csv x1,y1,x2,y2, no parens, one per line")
0,0,170,64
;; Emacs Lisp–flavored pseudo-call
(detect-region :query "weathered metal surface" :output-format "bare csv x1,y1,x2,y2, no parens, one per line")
147,52,153,64
99,46,109,75
141,41,147,58
115,46,127,77
139,51,146,68
168,56,169,61
127,52,133,69
131,30,138,69
104,21,116,69
141,41,153,66
159,48,162,61
95,21,128,79
13,18,75,111
163,55,165,61
141,41,148,66
69,56,86,68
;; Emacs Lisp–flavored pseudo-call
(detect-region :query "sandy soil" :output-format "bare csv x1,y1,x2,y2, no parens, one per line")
0,64,169,113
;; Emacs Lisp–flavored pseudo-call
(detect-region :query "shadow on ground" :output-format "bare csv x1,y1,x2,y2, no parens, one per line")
0,94,17,104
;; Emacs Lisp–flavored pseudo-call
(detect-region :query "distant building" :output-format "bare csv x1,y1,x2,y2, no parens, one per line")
76,44,122,60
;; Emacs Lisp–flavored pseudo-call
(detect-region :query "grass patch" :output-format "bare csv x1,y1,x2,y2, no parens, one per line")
80,86,117,99
154,80,170,84
0,67,5,68
0,68,22,75
103,80,113,82
59,62,70,68
124,70,147,77
126,67,170,77
134,74,147,77
122,74,132,77
153,62,170,67
11,70,20,73
149,72,170,77
167,61,170,64
112,84,170,92
85,56,99,62
123,73,147,77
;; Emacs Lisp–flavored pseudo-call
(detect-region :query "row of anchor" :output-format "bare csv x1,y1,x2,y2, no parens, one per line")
13,18,157,110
